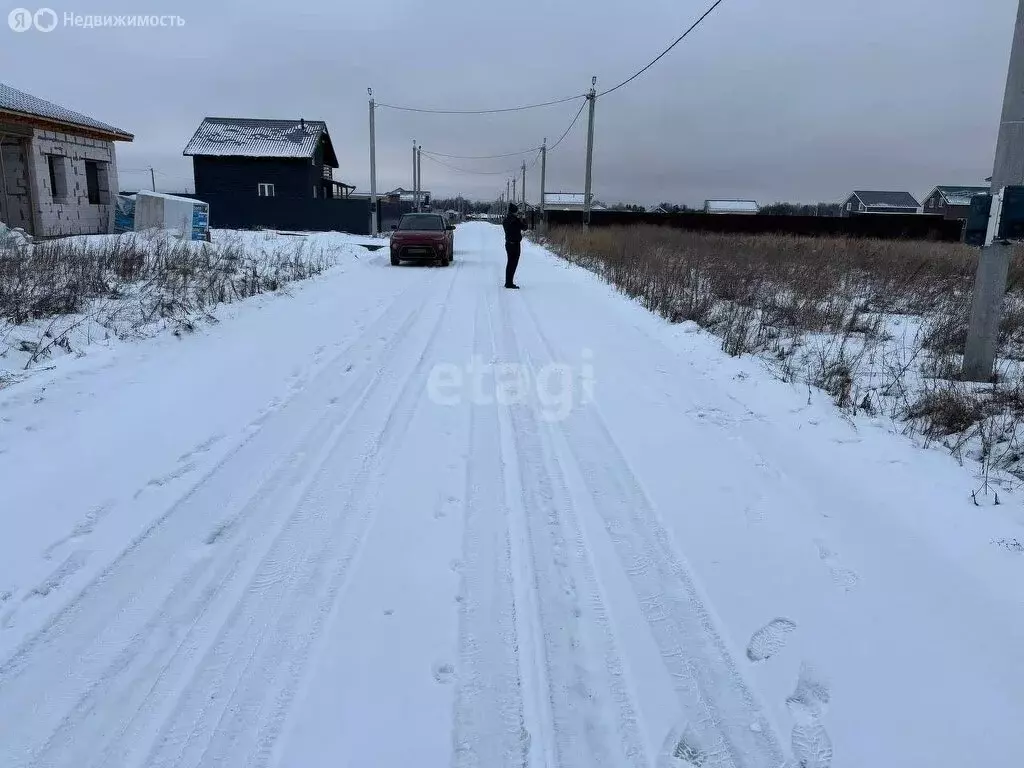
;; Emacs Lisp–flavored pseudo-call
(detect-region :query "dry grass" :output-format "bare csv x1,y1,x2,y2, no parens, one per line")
542,225,1024,480
0,232,334,370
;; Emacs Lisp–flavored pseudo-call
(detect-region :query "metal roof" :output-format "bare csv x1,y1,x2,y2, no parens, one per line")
851,191,920,209
0,82,132,140
545,192,586,205
705,199,759,213
183,118,338,166
932,186,988,207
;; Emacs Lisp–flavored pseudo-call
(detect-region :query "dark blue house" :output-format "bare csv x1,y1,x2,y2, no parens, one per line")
183,117,368,233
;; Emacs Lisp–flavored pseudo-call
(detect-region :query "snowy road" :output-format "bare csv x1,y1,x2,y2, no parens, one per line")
2,222,1024,767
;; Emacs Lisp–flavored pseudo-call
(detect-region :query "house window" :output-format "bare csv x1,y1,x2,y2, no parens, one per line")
258,183,275,197
47,155,68,201
84,160,109,205
845,202,852,212
313,185,318,198
859,202,866,212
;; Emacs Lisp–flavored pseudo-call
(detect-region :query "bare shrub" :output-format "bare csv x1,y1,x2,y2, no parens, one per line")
908,385,987,438
1,231,336,369
546,224,1024,478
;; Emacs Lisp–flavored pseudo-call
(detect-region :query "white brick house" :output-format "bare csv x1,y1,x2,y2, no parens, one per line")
0,82,133,238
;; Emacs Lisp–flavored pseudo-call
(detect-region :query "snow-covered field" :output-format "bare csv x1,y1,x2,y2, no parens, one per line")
1,222,1023,767
0,228,383,384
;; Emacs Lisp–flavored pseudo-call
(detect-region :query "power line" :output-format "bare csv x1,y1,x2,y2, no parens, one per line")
421,146,540,160
421,152,534,176
376,93,585,115
547,99,588,153
597,0,727,97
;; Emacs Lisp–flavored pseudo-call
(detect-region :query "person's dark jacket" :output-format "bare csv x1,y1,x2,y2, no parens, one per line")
503,212,527,244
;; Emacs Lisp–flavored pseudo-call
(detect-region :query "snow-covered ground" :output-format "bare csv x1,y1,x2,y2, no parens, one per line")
1,222,1023,767
0,228,384,383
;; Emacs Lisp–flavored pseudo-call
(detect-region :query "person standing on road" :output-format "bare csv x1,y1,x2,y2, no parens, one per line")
502,203,527,289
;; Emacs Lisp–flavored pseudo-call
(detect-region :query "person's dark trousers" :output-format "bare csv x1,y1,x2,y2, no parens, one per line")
505,242,521,287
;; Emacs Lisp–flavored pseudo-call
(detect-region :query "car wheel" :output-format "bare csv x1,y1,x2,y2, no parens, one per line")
391,255,400,266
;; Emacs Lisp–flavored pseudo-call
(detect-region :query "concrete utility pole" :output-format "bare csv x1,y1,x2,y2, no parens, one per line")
521,161,526,208
512,177,517,208
417,146,423,212
412,140,418,214
506,178,511,211
964,0,1024,381
540,138,547,225
583,75,597,229
368,88,378,234
149,167,156,192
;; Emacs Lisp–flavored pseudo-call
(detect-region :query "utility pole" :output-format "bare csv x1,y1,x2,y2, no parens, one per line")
540,138,547,227
149,167,156,192
506,178,511,212
368,88,378,234
417,145,423,212
964,0,1024,381
412,140,418,214
583,75,597,230
521,160,526,208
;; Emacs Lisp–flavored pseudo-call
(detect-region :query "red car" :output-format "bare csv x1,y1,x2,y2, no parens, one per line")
390,213,455,266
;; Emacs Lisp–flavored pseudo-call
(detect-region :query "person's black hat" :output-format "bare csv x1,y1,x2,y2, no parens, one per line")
508,203,518,213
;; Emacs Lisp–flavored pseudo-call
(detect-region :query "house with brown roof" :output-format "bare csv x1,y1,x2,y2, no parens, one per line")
0,82,133,237
921,186,989,221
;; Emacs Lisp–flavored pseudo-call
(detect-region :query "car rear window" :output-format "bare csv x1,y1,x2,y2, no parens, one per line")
398,214,444,231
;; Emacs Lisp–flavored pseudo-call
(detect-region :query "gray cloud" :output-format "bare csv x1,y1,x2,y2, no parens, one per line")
1,0,1016,206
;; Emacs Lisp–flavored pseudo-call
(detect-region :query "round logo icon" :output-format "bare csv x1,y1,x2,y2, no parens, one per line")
8,7,34,31
34,7,57,32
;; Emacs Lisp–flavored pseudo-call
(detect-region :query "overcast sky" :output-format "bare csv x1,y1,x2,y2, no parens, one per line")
1,0,1018,206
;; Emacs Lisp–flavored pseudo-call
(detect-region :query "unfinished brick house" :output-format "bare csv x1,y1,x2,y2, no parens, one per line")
0,82,133,237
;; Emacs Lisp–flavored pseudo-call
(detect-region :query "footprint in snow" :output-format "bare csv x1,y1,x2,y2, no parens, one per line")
746,617,797,662
814,539,860,592
656,724,724,768
787,662,833,768
27,550,90,599
432,662,456,684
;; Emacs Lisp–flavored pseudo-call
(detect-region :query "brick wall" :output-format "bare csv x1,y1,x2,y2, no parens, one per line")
30,129,120,237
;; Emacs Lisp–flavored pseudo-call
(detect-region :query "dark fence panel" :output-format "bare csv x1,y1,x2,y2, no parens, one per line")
190,194,371,235
544,209,964,242
378,199,415,232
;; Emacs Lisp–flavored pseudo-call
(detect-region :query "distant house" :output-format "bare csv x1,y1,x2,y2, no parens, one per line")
841,191,920,216
0,81,133,237
543,192,605,212
704,199,759,215
382,187,431,206
921,186,988,220
648,205,670,214
183,117,365,232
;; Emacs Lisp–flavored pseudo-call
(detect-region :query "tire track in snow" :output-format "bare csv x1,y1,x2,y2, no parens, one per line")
142,263,463,768
490,290,649,768
0,272,448,768
451,283,528,767
513,294,787,768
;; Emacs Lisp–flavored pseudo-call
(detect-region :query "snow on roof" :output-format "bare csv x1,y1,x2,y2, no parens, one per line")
0,82,132,140
704,199,759,213
851,191,919,209
545,192,586,205
183,118,337,165
934,186,988,207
